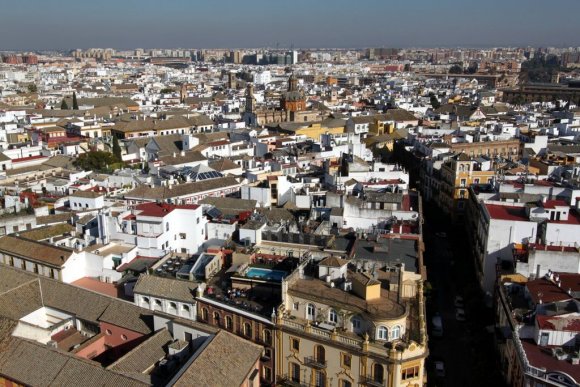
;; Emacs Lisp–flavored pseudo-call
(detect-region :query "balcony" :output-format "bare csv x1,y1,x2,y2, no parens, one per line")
304,356,327,369
278,374,309,387
360,375,385,386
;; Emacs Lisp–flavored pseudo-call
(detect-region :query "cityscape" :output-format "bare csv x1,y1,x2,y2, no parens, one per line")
1,2,580,387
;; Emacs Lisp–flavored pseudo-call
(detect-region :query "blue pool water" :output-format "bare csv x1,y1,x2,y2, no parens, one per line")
245,268,288,282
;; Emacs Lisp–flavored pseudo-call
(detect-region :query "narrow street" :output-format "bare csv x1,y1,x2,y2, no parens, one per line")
422,207,506,387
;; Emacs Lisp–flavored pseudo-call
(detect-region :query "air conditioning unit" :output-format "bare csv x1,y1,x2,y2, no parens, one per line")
47,340,58,348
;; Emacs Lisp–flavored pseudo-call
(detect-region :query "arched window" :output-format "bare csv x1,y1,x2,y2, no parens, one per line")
377,326,388,340
329,309,338,324
263,329,272,345
141,297,150,308
213,312,220,325
315,345,326,363
182,304,190,313
201,308,208,321
373,363,384,383
307,304,316,320
168,302,177,313
225,316,233,330
243,322,252,338
154,299,162,311
391,325,401,340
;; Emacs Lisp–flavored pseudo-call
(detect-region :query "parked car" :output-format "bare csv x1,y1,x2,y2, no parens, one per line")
434,361,446,377
455,308,466,321
431,314,444,337
454,296,464,308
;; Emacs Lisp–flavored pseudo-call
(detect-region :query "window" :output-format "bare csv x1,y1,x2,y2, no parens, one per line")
460,179,466,187
392,325,401,340
169,302,177,312
373,364,384,383
341,352,351,368
314,370,326,387
263,366,272,382
329,309,338,324
243,322,252,338
201,308,208,321
121,334,128,341
307,304,316,320
213,312,221,325
290,337,300,352
154,299,162,310
179,233,186,239
290,362,301,382
340,380,352,387
263,348,272,359
166,223,169,231
225,316,233,330
105,329,112,336
351,316,361,331
263,329,272,345
474,178,480,184
377,326,388,340
315,345,325,363
402,366,420,380
293,302,299,310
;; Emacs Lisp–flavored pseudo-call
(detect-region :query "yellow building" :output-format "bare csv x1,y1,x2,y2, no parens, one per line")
272,118,346,141
276,257,428,387
438,153,495,222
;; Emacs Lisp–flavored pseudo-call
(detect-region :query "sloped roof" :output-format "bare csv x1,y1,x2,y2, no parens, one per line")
0,235,73,267
108,328,173,375
173,330,262,387
133,275,196,303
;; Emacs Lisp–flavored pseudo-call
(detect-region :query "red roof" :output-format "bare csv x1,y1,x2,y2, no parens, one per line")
135,202,199,217
542,200,568,209
526,274,580,304
536,314,580,332
522,339,580,382
549,210,580,225
485,204,529,221
11,154,48,163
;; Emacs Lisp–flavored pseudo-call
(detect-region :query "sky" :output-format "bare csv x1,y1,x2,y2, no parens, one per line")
1,0,580,50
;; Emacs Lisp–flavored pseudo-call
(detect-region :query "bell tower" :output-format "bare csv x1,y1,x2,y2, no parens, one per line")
245,83,256,113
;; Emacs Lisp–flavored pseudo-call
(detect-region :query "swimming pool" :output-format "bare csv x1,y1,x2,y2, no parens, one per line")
245,267,288,282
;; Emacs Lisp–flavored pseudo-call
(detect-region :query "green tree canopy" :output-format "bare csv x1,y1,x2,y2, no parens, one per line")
112,136,122,162
448,64,463,74
73,151,118,172
72,91,79,110
60,99,69,110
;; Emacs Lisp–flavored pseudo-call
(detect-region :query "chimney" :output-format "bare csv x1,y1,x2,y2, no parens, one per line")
536,264,541,280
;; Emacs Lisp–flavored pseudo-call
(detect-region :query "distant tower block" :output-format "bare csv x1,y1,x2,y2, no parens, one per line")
551,72,560,84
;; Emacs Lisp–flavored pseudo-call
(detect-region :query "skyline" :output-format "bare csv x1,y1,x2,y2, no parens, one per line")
0,0,579,50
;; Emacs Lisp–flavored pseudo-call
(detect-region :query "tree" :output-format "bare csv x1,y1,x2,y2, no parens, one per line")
27,84,38,93
112,136,122,162
448,64,463,74
60,99,69,110
429,93,441,110
73,151,118,172
72,91,79,110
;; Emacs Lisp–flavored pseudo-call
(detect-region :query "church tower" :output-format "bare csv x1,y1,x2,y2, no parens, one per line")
245,83,256,113
280,73,305,113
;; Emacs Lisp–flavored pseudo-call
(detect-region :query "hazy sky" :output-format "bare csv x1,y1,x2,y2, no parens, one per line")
1,0,579,50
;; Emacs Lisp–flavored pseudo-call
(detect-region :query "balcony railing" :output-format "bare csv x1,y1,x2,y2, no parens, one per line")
360,375,385,386
278,374,309,387
304,356,327,369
